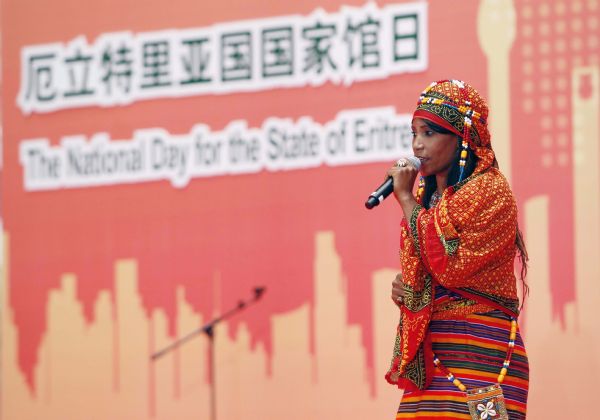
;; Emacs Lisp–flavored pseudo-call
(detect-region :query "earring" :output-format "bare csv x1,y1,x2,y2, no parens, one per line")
416,176,425,202
458,140,469,182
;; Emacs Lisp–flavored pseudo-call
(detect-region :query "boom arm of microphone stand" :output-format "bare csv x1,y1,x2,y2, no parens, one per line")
150,287,266,361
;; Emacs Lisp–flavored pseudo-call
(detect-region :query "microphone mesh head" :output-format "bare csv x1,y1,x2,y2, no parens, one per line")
406,156,421,170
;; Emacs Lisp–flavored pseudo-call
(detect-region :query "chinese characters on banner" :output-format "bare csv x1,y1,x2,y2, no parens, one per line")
17,2,428,114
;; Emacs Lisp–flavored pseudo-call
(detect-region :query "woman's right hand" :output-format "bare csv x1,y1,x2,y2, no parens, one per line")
387,160,418,219
387,159,419,203
391,273,405,308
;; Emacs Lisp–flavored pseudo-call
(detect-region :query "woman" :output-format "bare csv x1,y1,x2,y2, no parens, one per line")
385,80,529,419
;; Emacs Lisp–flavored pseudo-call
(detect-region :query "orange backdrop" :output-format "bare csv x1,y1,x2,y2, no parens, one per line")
1,0,599,419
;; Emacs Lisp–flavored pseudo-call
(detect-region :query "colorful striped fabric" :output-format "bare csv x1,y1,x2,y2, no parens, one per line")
396,295,529,419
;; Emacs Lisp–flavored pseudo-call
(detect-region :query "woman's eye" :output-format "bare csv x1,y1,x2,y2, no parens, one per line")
411,131,416,137
425,131,434,136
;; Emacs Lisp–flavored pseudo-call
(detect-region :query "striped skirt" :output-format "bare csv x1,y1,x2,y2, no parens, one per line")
397,311,529,419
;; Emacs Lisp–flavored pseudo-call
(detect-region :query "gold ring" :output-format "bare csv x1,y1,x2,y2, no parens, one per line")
396,159,407,167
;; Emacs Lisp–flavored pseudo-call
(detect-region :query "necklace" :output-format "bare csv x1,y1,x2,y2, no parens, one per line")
432,318,517,420
429,190,442,208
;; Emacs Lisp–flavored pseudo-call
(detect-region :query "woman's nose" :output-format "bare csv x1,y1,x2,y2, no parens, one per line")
412,136,424,151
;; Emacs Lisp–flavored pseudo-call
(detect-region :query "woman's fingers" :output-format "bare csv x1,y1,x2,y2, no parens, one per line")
386,163,418,197
391,273,405,306
392,273,403,289
392,286,404,298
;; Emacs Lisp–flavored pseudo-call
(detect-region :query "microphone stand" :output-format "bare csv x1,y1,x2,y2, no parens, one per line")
151,287,266,420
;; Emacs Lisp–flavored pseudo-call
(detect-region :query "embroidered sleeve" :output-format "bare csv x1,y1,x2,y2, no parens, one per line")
390,212,434,391
415,171,518,288
399,215,423,276
408,204,424,255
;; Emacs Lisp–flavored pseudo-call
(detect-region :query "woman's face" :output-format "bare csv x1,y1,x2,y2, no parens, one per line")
411,118,459,177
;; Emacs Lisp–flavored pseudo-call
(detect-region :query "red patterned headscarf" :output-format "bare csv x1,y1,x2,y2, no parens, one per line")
412,79,496,172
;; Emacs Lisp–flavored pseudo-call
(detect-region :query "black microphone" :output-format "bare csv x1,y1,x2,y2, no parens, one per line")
365,156,421,209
